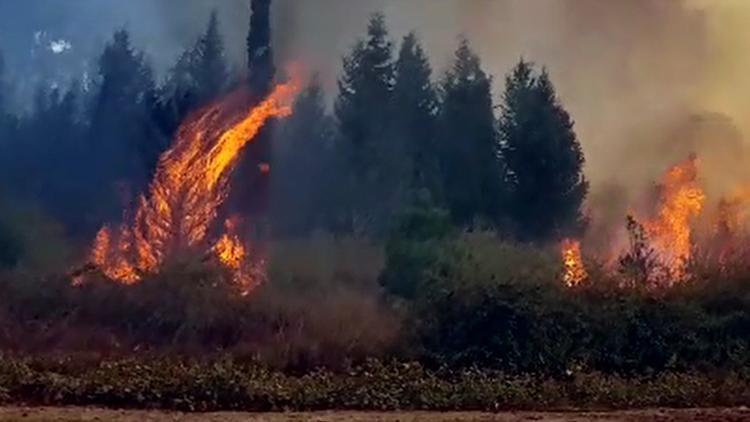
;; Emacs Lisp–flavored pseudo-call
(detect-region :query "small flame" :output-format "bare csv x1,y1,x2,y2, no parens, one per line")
561,239,587,286
90,80,299,289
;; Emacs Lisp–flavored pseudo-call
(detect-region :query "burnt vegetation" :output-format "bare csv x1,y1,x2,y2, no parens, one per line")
0,5,749,411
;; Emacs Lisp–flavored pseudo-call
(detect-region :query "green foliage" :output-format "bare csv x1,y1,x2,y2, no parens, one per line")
334,13,398,234
499,60,588,242
437,39,504,227
380,208,456,300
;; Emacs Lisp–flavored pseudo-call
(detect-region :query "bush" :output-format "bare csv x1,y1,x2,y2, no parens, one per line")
1,357,749,411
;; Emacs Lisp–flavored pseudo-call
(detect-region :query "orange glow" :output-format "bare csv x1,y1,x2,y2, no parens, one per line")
642,155,706,278
561,239,587,286
90,81,299,288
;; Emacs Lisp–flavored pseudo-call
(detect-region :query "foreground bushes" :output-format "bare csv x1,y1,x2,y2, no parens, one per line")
3,228,750,377
1,358,749,411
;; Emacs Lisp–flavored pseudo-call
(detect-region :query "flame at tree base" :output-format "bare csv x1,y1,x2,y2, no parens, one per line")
89,81,299,292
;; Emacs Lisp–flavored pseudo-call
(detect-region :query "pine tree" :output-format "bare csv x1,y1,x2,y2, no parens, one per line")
499,60,588,242
272,77,342,235
193,11,228,102
393,32,440,204
247,0,274,99
158,11,229,136
89,30,165,219
229,0,277,235
334,12,396,233
437,39,504,227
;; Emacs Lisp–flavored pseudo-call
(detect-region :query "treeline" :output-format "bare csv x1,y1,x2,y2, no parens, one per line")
0,10,587,261
272,14,588,241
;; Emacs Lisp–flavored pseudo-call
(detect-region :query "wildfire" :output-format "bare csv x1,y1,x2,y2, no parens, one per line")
561,239,587,286
642,155,706,277
90,81,299,290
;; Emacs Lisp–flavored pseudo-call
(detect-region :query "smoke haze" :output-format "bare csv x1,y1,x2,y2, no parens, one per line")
3,0,750,195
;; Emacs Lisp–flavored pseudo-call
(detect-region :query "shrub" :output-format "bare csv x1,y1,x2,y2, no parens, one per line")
1,357,749,411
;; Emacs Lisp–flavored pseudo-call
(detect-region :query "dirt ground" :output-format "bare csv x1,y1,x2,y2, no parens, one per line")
1,407,750,422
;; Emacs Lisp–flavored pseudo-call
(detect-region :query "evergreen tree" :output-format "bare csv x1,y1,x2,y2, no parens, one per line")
247,0,274,99
499,60,588,242
437,39,504,227
334,12,396,233
229,0,277,235
89,30,165,220
393,32,440,204
193,11,228,102
272,77,342,235
158,11,228,136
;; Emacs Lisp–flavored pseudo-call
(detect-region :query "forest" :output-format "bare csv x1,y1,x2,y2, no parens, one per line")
1,0,750,413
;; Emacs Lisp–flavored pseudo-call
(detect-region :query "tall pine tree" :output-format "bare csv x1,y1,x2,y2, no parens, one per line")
392,32,440,204
437,39,504,227
89,30,165,222
158,10,229,136
247,0,274,100
499,60,588,242
193,11,228,102
229,0,277,236
334,13,396,234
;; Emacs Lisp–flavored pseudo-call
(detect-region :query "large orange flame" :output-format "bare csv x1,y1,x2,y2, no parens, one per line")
642,155,706,278
91,81,299,291
561,238,587,286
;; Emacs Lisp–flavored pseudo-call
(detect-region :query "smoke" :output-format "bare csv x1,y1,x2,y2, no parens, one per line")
272,0,750,198
3,1,750,200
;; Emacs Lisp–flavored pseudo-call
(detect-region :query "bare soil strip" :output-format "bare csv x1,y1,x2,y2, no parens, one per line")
1,407,750,422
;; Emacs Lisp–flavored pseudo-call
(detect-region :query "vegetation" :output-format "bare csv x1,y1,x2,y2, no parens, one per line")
0,4,746,412
2,358,750,412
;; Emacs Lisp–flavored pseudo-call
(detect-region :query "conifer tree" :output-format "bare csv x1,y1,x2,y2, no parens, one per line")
89,30,165,219
193,11,228,102
247,0,274,100
158,11,229,136
232,0,277,233
393,32,440,203
334,13,396,233
499,60,588,242
437,39,504,227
